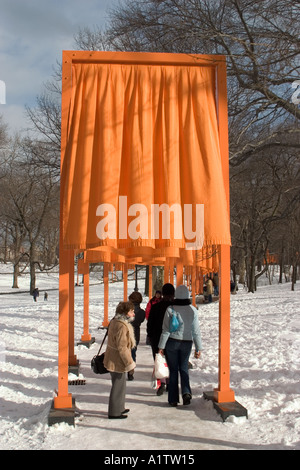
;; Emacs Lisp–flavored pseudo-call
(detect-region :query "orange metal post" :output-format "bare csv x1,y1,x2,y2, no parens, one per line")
54,244,73,409
214,61,235,403
102,263,109,327
54,52,73,409
214,245,235,403
81,264,92,342
169,261,174,285
189,267,192,292
176,261,183,286
164,262,169,284
195,267,200,295
68,250,77,366
199,270,203,294
192,265,196,307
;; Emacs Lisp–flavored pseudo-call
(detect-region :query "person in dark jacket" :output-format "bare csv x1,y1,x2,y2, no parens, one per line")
145,290,162,320
147,283,175,395
32,288,39,302
128,291,146,380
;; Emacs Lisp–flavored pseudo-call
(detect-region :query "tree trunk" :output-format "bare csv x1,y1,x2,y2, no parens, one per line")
3,223,8,264
247,257,256,293
255,265,268,287
12,263,19,288
29,246,37,295
291,264,296,291
279,240,284,284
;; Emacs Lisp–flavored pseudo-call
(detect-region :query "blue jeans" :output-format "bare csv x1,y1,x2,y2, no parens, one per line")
165,339,193,404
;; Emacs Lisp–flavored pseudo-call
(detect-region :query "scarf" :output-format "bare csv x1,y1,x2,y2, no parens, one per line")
172,298,191,306
114,313,136,349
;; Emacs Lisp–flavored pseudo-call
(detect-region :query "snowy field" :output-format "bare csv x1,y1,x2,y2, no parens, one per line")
0,264,299,451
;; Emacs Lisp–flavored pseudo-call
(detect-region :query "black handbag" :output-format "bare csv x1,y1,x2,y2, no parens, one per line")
91,331,109,374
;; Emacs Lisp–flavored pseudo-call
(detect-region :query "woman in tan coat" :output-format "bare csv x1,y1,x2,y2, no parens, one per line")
104,301,136,419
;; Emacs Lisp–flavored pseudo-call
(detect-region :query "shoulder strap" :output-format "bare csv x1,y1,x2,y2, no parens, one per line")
96,329,108,356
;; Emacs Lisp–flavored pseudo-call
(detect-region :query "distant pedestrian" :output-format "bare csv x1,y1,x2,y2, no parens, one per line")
32,288,39,302
44,292,48,301
213,272,219,296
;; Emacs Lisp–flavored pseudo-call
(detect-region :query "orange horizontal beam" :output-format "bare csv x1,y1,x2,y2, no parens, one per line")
63,50,226,67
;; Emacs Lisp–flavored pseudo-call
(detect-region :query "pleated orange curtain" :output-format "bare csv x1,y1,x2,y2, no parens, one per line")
62,62,230,252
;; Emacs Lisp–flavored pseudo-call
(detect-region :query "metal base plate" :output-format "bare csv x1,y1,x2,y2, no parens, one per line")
203,391,248,422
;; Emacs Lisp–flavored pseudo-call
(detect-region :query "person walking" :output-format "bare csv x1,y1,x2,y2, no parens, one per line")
147,283,175,395
32,288,39,302
128,291,146,381
158,285,202,407
103,301,136,419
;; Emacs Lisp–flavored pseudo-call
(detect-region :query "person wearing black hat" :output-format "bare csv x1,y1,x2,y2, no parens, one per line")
147,283,175,395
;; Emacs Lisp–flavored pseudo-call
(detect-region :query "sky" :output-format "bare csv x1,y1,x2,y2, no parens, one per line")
0,0,118,134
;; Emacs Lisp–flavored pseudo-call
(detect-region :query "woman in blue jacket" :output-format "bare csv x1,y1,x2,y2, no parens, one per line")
158,285,202,407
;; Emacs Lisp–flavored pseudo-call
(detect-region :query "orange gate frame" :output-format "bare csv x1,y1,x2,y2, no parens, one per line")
54,51,235,410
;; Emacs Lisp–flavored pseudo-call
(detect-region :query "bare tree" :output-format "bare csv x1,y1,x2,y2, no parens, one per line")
230,146,300,291
0,137,59,292
25,92,61,177
99,0,300,289
101,0,300,165
0,115,11,263
75,25,110,51
0,114,9,149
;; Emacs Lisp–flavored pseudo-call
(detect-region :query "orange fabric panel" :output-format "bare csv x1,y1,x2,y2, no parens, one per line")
62,62,230,251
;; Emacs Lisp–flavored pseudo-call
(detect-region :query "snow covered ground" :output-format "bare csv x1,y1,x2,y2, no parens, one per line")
0,264,299,450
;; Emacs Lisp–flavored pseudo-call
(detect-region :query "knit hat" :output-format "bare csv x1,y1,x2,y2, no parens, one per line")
175,284,190,300
162,283,175,297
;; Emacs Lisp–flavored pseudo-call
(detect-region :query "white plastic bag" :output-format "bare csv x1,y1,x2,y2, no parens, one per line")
154,353,169,379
